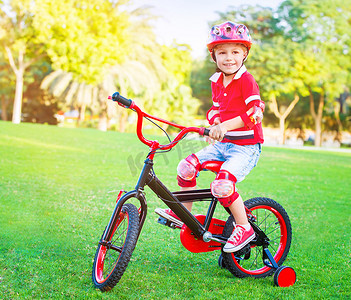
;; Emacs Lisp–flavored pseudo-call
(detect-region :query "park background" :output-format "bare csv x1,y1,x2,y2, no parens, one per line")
1,0,351,299
1,0,351,147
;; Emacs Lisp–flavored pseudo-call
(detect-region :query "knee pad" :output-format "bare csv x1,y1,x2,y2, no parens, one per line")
177,154,201,187
211,170,239,207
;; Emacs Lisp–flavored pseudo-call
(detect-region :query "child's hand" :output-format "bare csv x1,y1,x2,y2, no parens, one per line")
209,123,228,142
205,118,221,144
205,135,216,144
247,106,263,124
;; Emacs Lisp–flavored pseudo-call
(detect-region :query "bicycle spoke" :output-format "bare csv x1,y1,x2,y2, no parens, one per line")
269,236,281,243
111,222,127,245
257,211,273,228
103,252,116,277
249,247,262,270
269,243,277,254
266,224,280,236
111,229,127,246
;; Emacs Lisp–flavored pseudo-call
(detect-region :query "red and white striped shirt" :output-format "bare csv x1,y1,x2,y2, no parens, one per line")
206,65,264,145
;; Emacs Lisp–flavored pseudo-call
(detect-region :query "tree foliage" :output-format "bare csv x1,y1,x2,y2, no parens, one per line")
1,0,351,144
203,1,351,145
33,0,131,84
277,0,351,145
36,3,199,131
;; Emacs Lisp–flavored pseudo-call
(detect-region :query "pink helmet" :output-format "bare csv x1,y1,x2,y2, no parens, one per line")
207,21,252,53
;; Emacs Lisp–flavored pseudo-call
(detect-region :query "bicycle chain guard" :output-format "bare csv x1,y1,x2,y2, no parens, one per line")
180,215,226,253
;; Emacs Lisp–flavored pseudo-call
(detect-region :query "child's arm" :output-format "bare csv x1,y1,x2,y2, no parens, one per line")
209,106,263,141
207,108,220,125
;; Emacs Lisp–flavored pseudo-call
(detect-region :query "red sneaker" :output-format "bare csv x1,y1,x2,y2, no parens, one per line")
155,208,183,228
223,224,255,253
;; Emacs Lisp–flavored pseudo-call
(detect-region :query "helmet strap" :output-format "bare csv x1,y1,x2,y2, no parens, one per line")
218,63,244,77
223,70,237,77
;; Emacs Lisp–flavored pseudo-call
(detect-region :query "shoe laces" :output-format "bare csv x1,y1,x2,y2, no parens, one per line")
229,225,245,243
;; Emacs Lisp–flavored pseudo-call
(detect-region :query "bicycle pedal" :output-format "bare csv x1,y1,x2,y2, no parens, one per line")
157,217,179,229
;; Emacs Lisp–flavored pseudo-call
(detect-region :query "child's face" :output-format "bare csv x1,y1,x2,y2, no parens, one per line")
214,43,247,74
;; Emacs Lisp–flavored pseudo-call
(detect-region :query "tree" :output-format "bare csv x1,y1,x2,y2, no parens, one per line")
277,0,351,146
0,50,15,120
39,3,201,132
38,3,169,131
0,0,46,124
216,2,351,145
250,37,312,144
190,55,213,115
150,43,200,128
33,0,133,85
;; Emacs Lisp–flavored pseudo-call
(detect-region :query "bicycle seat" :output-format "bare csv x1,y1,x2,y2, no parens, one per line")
201,161,224,174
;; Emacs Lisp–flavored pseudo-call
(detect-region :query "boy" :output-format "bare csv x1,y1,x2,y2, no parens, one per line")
155,21,264,253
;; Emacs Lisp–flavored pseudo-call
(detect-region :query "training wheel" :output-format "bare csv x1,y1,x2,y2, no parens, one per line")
274,266,296,287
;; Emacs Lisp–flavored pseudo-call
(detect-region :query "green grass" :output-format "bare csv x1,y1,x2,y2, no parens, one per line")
1,121,350,299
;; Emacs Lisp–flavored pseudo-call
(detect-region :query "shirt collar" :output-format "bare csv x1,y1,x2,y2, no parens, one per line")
209,65,247,83
234,64,247,80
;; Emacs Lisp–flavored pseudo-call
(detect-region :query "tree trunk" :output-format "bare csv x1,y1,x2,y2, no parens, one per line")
269,93,300,145
1,96,8,121
98,109,108,131
5,46,44,125
334,101,343,132
5,47,26,124
279,118,285,145
79,103,86,124
315,118,322,146
309,87,324,147
119,109,128,133
12,67,24,124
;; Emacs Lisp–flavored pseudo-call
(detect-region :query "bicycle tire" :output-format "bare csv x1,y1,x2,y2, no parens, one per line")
222,197,292,278
92,203,140,292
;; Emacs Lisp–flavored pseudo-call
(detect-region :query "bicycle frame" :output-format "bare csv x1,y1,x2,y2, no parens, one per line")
101,155,227,248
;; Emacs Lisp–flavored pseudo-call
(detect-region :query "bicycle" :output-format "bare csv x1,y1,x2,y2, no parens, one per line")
92,92,297,292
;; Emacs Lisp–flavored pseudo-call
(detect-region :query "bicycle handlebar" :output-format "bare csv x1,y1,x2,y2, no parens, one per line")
110,92,133,108
202,128,210,136
109,92,212,152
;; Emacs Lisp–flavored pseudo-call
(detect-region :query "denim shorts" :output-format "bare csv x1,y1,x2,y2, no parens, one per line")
195,142,262,183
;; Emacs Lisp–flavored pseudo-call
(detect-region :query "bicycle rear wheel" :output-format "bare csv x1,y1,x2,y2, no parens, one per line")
92,203,139,292
222,197,292,278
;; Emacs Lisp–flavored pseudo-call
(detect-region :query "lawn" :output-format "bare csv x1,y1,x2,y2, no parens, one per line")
0,121,350,299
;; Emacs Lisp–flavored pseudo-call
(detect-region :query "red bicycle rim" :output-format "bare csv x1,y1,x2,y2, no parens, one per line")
231,205,288,275
95,212,127,283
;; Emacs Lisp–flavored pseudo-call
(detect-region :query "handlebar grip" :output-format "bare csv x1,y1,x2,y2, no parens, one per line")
111,92,132,108
199,127,210,136
200,127,229,140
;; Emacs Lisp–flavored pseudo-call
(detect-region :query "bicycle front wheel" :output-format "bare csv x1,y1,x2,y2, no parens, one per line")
222,197,292,278
92,203,140,292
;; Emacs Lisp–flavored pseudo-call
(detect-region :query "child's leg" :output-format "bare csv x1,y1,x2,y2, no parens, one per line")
222,193,255,253
227,194,248,225
180,186,195,212
155,144,223,223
